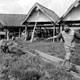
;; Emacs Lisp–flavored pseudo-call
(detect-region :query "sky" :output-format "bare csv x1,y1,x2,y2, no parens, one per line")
0,0,76,17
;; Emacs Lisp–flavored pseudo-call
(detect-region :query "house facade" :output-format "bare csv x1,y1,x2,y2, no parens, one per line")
0,14,26,39
21,3,59,42
59,0,80,31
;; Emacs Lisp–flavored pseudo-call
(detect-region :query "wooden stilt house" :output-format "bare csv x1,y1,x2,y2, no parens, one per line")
0,14,26,40
58,0,80,32
21,3,59,42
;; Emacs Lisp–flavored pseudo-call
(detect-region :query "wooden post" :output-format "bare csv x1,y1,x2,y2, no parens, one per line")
19,28,21,37
60,24,62,42
53,26,54,42
25,25,27,41
53,24,56,42
30,11,39,42
58,23,60,42
7,29,9,40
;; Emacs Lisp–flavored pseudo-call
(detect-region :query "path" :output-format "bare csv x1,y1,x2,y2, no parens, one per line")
22,48,80,79
33,49,80,79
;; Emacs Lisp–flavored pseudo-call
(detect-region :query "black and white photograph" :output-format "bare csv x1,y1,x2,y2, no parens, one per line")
0,0,80,80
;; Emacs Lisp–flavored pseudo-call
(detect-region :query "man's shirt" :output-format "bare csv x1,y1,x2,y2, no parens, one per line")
57,29,80,48
61,30,75,48
57,30,76,48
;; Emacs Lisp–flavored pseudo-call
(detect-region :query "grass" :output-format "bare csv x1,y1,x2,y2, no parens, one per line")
17,39,80,65
0,39,80,80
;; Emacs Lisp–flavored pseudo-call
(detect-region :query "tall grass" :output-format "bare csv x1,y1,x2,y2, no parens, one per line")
0,40,79,80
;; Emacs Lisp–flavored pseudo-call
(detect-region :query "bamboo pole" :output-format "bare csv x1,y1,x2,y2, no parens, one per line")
30,11,39,42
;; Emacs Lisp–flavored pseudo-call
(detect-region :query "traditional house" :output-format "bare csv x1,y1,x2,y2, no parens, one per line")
58,0,80,31
0,14,26,39
21,3,59,42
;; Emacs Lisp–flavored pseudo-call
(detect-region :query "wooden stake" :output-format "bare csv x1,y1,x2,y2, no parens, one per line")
30,11,39,42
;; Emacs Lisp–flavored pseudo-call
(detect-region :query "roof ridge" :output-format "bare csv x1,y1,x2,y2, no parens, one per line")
35,2,57,15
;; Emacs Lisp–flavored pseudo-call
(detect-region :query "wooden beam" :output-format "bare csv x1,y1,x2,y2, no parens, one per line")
30,11,39,42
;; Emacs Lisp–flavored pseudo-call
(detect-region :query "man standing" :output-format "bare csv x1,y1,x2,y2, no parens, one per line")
47,24,80,71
